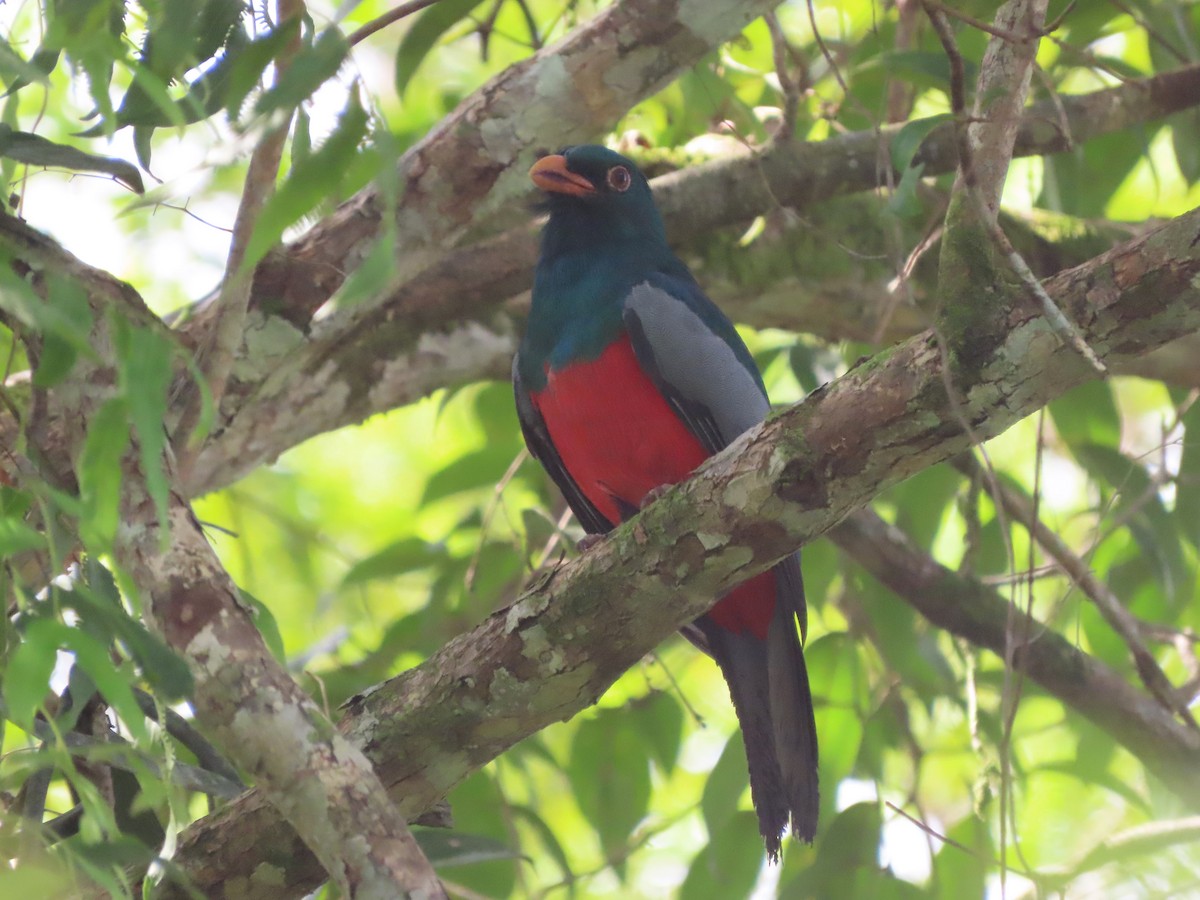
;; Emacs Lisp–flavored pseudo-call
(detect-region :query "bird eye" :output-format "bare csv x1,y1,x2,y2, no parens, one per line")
606,165,632,192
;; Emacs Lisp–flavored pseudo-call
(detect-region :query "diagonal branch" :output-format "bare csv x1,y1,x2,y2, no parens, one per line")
829,508,1200,787
178,64,1200,497
2,211,445,899
159,202,1200,897
951,453,1198,729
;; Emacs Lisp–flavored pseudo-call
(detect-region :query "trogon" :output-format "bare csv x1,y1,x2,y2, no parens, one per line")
513,144,818,856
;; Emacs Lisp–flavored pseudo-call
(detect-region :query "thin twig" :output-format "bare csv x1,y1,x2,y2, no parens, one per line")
132,689,246,787
348,0,444,47
764,12,800,141
952,454,1198,729
178,0,305,459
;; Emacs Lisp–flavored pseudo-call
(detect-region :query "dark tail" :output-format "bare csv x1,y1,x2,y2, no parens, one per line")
699,552,819,859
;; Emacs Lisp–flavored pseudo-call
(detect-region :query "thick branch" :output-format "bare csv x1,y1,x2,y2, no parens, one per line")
178,64,1200,496
3,211,444,899
5,67,1200,491
162,203,1200,896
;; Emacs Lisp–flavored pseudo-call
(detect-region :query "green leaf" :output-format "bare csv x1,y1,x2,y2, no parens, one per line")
0,265,95,353
237,587,286,664
1039,128,1154,217
1048,380,1121,454
340,538,447,588
784,802,883,896
0,515,45,556
443,770,518,897
222,19,301,121
628,690,684,772
932,812,990,900
866,49,972,90
327,224,397,311
883,162,925,219
1176,401,1200,550
192,0,249,65
78,397,130,551
680,810,764,899
1074,443,1188,602
570,707,652,869
701,732,751,838
507,805,574,882
242,86,369,272
0,863,73,896
36,619,150,742
254,27,349,117
65,577,194,702
394,0,481,96
889,462,960,550
114,321,175,534
423,447,524,504
3,617,60,729
889,113,953,172
31,333,77,387
1170,109,1200,184
0,41,53,90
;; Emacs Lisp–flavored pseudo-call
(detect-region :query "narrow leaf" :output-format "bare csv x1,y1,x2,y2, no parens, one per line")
394,0,481,97
0,124,143,193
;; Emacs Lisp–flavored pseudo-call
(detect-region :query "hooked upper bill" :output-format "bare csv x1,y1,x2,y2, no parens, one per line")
529,154,596,197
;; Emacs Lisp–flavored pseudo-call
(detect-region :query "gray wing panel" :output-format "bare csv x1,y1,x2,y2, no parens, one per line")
623,281,769,452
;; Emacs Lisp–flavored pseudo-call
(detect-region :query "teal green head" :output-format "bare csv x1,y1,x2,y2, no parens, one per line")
529,145,669,253
521,145,688,385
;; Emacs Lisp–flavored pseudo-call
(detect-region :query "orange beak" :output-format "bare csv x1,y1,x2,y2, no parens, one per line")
530,154,596,197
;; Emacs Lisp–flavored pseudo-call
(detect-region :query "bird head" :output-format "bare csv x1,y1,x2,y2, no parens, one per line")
529,145,667,248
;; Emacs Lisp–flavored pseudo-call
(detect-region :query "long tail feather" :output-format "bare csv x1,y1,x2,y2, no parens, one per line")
699,552,818,858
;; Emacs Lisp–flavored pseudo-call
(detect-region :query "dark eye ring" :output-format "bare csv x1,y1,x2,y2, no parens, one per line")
606,165,632,192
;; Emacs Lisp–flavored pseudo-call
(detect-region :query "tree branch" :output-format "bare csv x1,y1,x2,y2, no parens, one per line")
5,66,1200,493
177,64,1200,497
4,212,445,899
829,508,1200,789
160,203,1200,896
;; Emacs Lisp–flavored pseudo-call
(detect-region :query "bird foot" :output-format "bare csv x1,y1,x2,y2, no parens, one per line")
640,484,673,509
576,534,605,553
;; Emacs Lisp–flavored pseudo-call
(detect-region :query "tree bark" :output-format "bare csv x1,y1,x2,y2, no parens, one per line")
157,202,1200,897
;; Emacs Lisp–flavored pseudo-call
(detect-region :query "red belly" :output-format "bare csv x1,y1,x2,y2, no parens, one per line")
532,333,775,638
532,334,708,522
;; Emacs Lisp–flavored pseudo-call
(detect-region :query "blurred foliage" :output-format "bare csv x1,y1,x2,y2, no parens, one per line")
1,0,1200,898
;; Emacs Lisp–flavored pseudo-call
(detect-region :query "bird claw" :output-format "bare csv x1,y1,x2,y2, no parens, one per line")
576,534,604,553
640,484,673,509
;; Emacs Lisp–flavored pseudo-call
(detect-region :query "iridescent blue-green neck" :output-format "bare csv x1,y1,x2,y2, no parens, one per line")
519,192,686,389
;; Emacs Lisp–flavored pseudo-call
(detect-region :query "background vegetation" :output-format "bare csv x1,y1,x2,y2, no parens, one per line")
2,0,1200,897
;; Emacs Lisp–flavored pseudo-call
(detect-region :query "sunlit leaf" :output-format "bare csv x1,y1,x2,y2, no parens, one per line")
3,617,60,729
78,397,129,551
701,732,752,839
570,707,652,870
340,538,447,588
242,86,369,272
394,0,481,97
680,810,764,899
114,320,175,533
0,515,45,556
254,27,349,117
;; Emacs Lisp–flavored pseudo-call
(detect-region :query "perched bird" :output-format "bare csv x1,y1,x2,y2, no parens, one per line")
513,145,818,856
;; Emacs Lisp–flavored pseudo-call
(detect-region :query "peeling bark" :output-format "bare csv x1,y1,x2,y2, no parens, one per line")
176,65,1200,497
159,205,1200,897
3,211,445,899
